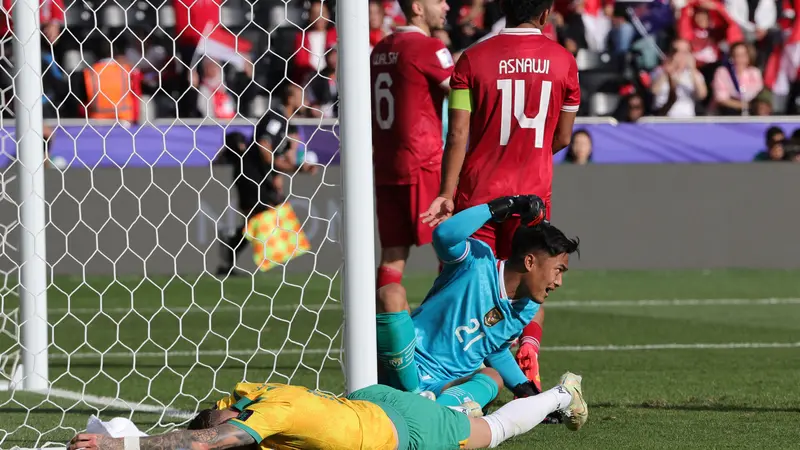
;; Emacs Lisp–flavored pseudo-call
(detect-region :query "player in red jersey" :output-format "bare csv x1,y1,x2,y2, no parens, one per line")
421,0,580,393
371,0,454,289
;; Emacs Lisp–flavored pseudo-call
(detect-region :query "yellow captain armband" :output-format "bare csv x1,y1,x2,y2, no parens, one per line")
449,88,472,112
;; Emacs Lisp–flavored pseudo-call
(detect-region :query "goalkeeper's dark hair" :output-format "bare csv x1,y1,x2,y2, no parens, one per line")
501,0,555,27
510,221,580,263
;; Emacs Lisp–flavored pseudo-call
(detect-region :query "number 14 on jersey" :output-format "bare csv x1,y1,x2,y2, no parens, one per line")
497,79,552,149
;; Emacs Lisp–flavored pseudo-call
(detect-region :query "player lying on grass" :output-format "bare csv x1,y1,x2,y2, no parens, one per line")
68,377,587,450
377,195,579,412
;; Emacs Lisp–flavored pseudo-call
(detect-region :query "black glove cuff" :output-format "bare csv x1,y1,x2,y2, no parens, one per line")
511,381,541,398
487,196,515,222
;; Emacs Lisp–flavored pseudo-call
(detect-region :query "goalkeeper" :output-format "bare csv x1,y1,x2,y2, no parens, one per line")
68,377,587,450
377,195,580,410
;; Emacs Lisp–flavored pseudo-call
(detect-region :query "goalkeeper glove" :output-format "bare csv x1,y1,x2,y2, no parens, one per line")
487,195,546,226
510,380,542,399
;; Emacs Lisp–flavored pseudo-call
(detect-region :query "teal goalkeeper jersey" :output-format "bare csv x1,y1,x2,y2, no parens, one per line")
411,230,540,384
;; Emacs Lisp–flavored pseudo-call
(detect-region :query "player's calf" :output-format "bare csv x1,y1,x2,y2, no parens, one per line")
376,284,420,392
436,369,502,409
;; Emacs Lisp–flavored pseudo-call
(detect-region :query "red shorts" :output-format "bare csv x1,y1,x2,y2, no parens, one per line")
456,197,551,260
375,169,441,249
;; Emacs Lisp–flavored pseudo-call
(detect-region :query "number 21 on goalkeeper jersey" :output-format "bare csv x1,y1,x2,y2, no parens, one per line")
450,27,581,209
371,26,454,186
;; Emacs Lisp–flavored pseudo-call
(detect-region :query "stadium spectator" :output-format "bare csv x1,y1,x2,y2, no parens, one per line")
293,0,337,84
575,0,613,53
39,12,66,161
195,58,240,120
173,0,222,117
764,1,800,107
615,92,647,122
609,0,674,57
650,39,708,117
563,129,594,165
383,0,407,28
724,0,779,67
307,44,338,118
446,0,486,50
711,42,764,115
0,0,64,38
753,126,786,161
126,27,170,90
369,0,390,50
725,0,777,40
433,28,453,48
78,38,142,125
678,0,744,71
749,89,774,115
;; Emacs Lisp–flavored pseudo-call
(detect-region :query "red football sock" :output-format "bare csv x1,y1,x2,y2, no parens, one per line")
520,321,543,355
376,265,403,289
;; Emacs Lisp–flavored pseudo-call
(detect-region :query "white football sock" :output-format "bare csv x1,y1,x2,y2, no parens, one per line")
479,386,573,448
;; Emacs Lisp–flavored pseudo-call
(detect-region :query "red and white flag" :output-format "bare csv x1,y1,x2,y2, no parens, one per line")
194,24,253,70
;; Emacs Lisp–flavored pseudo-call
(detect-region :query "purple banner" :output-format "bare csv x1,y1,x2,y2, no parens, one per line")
554,122,796,164
0,121,794,167
0,123,341,168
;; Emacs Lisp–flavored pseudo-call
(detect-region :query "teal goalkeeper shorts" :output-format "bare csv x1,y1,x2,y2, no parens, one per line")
347,384,471,450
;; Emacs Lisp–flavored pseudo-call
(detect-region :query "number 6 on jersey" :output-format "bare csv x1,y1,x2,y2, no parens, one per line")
374,73,394,130
497,79,552,148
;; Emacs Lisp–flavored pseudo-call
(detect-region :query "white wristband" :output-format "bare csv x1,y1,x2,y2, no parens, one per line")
124,436,140,450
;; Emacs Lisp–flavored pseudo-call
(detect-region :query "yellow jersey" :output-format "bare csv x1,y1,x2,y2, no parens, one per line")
216,382,398,450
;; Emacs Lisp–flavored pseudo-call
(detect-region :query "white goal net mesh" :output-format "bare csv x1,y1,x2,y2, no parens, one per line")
0,0,348,447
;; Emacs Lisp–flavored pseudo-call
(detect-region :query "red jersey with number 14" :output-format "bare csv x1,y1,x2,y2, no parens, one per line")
451,28,580,209
371,26,454,185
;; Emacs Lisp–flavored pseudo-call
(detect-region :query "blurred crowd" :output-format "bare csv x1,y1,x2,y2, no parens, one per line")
556,125,800,164
1,0,800,124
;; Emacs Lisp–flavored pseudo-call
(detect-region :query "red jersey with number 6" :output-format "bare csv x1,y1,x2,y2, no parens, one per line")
451,27,580,210
371,26,454,185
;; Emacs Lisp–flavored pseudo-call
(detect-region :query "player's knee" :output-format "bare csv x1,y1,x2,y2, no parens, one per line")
477,367,504,392
377,283,409,313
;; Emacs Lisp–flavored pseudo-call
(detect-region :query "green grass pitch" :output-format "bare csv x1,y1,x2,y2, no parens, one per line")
2,269,800,449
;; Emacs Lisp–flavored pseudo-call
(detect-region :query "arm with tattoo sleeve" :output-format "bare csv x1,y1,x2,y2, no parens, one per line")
68,424,256,450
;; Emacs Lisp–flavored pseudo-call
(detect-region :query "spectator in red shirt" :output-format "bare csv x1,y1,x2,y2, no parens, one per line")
173,0,221,48
293,0,337,84
551,0,612,53
383,0,407,28
678,0,744,69
0,0,64,37
370,0,390,51
172,0,222,117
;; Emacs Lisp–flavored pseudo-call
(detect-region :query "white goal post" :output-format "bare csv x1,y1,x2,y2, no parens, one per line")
0,0,376,446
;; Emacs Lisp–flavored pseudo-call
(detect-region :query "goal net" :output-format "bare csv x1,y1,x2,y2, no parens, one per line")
0,0,372,447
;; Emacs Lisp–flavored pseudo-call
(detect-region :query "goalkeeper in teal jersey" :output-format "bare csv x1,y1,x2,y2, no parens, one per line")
376,195,580,410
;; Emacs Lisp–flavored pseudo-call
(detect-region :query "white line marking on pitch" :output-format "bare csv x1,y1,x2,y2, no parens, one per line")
31,387,194,419
48,341,800,361
46,297,800,316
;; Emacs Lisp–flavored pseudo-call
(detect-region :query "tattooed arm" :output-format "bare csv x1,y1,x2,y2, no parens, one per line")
68,423,257,450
